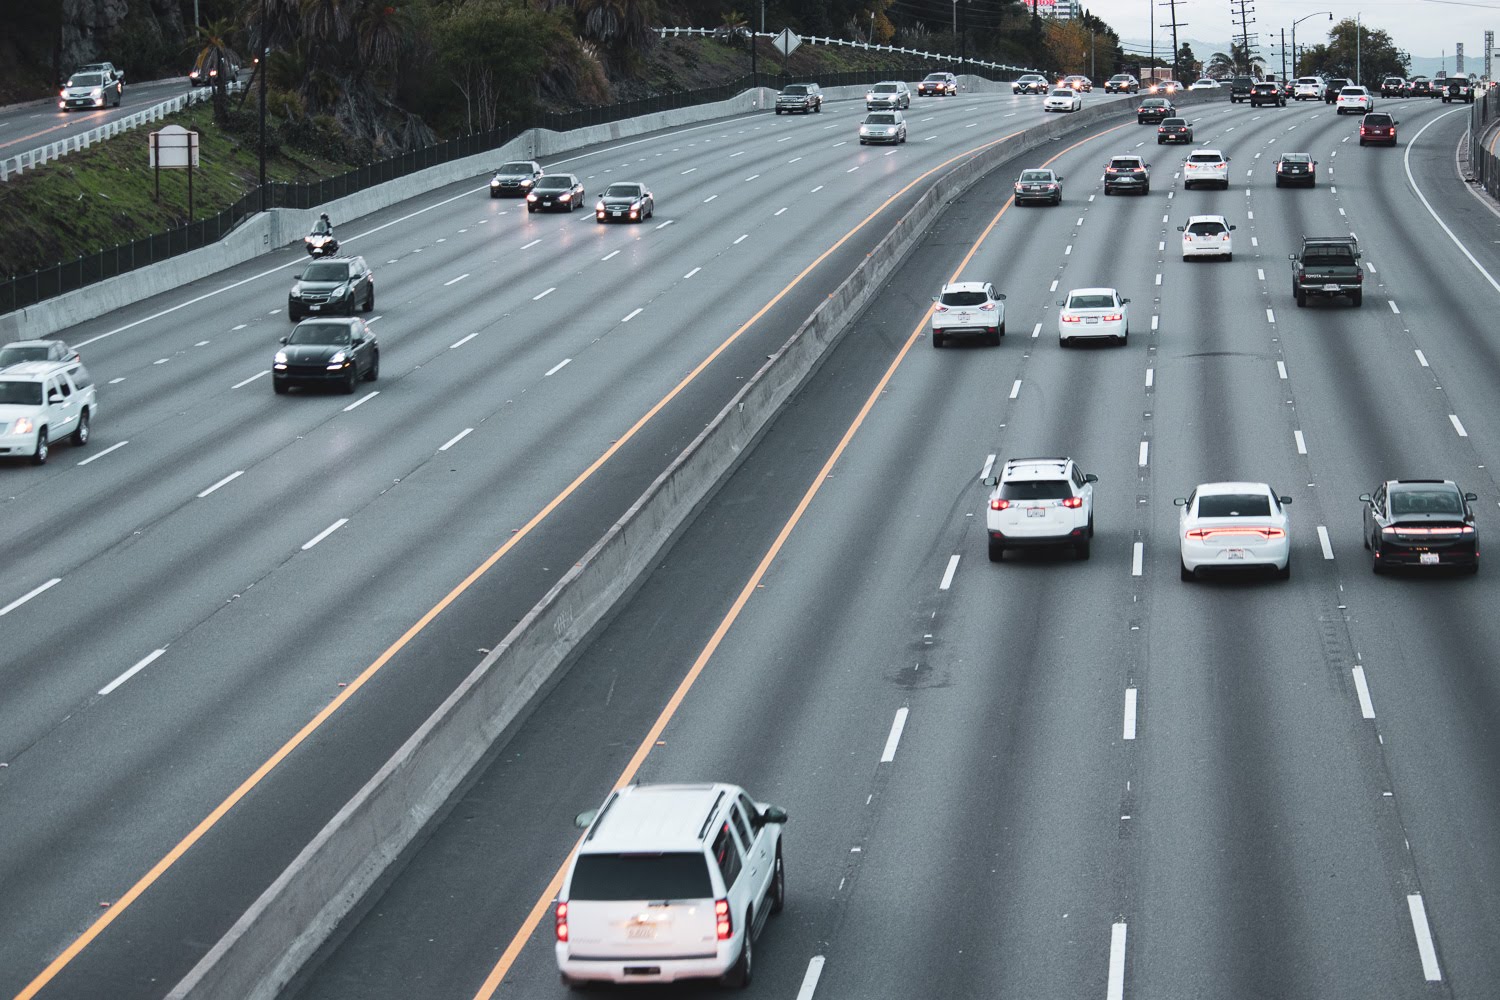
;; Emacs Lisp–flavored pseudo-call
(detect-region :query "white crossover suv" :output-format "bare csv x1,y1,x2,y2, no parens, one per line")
1178,214,1236,260
931,281,1006,347
1183,148,1231,189
556,783,788,989
984,456,1097,561
0,360,96,464
1176,481,1293,580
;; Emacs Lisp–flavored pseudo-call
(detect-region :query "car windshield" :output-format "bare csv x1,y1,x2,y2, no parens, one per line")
1187,221,1226,235
1281,154,1311,163
1198,494,1271,517
568,853,713,902
0,346,51,364
535,176,571,189
1067,293,1115,309
301,263,350,281
1197,80,1216,86
1111,75,1130,81
1391,490,1464,515
866,113,896,124
941,289,990,306
873,84,898,93
1020,171,1052,181
783,85,810,94
924,74,947,81
0,381,43,405
604,184,643,198
69,74,103,87
497,162,534,174
1000,480,1072,501
1050,89,1073,97
288,323,352,345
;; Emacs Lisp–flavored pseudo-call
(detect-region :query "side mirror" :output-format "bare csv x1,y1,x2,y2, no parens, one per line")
983,476,999,487
1229,225,1238,231
1176,225,1186,232
1085,473,1099,483
574,809,598,830
1121,297,1131,304
1279,496,1294,505
760,806,789,825
996,293,1007,301
47,392,61,403
1465,492,1479,502
279,335,290,345
1173,497,1188,507
1288,253,1298,261
1358,493,1374,503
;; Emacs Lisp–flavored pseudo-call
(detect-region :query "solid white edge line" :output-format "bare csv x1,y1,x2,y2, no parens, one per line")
1407,893,1443,981
76,440,128,466
1352,666,1376,719
1107,922,1128,1000
99,648,167,696
449,333,477,349
1138,441,1149,467
231,370,270,389
1123,688,1138,740
1009,379,1022,399
343,391,378,412
196,470,244,498
1317,525,1334,560
0,577,62,618
1295,430,1307,455
1404,108,1500,299
796,957,826,1000
545,358,573,377
1131,542,1144,577
939,554,960,591
439,428,473,452
301,518,349,551
1449,414,1468,437
879,707,909,763
980,453,996,480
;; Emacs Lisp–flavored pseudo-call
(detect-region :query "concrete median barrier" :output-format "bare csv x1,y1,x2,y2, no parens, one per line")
164,91,1192,1000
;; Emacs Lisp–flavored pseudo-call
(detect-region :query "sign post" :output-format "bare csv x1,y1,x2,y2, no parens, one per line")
773,28,801,76
149,124,202,218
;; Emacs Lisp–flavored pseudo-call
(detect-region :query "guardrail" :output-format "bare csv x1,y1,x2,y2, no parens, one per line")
656,25,1039,74
0,84,227,182
1468,85,1500,198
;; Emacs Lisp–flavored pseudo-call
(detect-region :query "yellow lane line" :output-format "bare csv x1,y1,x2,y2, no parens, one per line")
468,119,1129,1000
14,127,1025,1000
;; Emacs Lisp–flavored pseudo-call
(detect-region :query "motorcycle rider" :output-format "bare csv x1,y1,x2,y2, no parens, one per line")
311,213,334,237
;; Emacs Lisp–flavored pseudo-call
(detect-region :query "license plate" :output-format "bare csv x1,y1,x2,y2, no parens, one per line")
1027,507,1046,517
613,211,623,217
627,924,656,939
543,201,554,206
310,304,321,311
1085,317,1099,324
1226,548,1247,559
1323,284,1340,292
957,312,971,322
1420,553,1440,565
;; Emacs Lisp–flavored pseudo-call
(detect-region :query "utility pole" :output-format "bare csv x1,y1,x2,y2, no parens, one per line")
1485,30,1493,87
1229,0,1257,74
1355,12,1361,87
1159,0,1186,83
1280,28,1286,81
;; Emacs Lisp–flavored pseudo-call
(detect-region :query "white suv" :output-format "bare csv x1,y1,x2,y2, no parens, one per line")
1294,77,1324,100
931,281,1005,347
0,360,96,464
556,783,788,989
1178,214,1236,260
984,457,1097,561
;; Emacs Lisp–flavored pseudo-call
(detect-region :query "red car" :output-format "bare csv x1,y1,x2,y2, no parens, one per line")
1359,112,1398,147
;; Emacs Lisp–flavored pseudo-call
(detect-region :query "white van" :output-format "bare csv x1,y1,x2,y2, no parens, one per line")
555,783,788,989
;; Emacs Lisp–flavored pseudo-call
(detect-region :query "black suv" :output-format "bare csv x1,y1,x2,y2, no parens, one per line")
274,318,379,394
1250,82,1285,107
1409,77,1434,97
1324,78,1351,103
775,82,823,114
1229,76,1255,103
288,256,375,320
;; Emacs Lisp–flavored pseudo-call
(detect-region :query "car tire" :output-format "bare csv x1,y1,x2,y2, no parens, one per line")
1276,178,1284,187
1359,139,1366,146
1142,183,1150,194
363,287,374,312
364,350,379,382
774,108,782,115
931,331,945,348
1158,138,1165,144
273,380,288,394
31,428,48,465
1350,291,1363,307
998,321,1006,336
770,847,786,914
527,205,537,213
1060,336,1072,348
986,331,1000,347
289,307,302,322
1104,186,1113,196
1087,513,1095,538
859,139,867,145
815,103,822,113
721,919,752,988
1296,289,1307,307
1224,252,1232,261
988,539,1004,562
71,409,89,446
344,368,358,394
1180,560,1194,581
1277,560,1291,581
1075,536,1090,559
1052,194,1061,205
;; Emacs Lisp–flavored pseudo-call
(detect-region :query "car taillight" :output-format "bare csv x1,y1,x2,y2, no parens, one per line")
934,303,948,312
980,302,997,311
1047,183,1058,189
1276,163,1284,172
1061,315,1081,323
1062,497,1083,508
715,899,733,940
1221,233,1230,241
1187,526,1285,540
1102,312,1123,322
555,901,569,941
991,498,1010,510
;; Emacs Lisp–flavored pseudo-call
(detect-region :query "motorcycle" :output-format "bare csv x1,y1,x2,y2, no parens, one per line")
304,230,339,257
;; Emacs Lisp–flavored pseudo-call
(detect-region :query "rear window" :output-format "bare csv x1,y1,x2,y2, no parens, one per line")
1303,246,1355,264
1187,221,1226,235
1364,114,1392,126
1187,153,1222,163
1110,159,1143,169
568,853,713,901
1161,118,1186,127
1198,494,1271,517
0,345,50,365
1390,490,1463,515
1340,88,1364,96
941,289,990,306
1067,293,1115,309
1020,171,1052,181
0,381,43,405
1000,479,1072,501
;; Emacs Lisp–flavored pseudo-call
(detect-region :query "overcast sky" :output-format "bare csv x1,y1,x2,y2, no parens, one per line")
1091,0,1496,59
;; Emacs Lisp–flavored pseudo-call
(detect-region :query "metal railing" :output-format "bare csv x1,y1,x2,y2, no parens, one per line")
1468,85,1500,198
656,26,1038,74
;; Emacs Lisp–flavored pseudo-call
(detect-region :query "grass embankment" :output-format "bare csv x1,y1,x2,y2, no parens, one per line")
0,101,353,278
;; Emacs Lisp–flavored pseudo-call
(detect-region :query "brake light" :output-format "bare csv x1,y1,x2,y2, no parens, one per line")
1186,526,1285,540
555,901,569,941
715,899,733,940
1102,312,1123,322
1222,233,1230,241
1062,496,1083,508
980,302,997,311
934,303,949,312
1061,314,1081,323
991,498,1010,510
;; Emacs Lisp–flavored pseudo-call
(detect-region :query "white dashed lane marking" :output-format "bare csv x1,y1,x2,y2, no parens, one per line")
302,518,349,551
197,471,244,498
796,957,826,1000
544,358,572,377
443,273,469,287
1009,380,1022,399
0,578,62,618
1352,666,1376,718
1107,923,1129,1000
342,391,378,412
1415,350,1429,367
1131,542,1144,577
232,370,270,389
1408,894,1443,981
1295,430,1307,454
1138,441,1149,467
939,555,960,591
879,707,910,763
1450,414,1469,437
1277,361,1288,379
439,428,473,452
449,333,477,349
1317,525,1334,559
99,648,166,696
622,308,643,323
533,287,556,301
76,441,128,466
980,454,996,480
1123,688,1139,740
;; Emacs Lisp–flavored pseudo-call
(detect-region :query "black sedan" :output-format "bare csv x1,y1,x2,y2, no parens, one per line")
595,182,655,223
526,174,586,213
1274,152,1317,187
273,318,380,394
489,160,543,198
1409,77,1434,97
1361,480,1479,574
1137,98,1174,123
1156,117,1193,144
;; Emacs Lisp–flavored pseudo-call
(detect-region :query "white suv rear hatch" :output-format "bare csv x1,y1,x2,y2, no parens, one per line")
564,852,718,960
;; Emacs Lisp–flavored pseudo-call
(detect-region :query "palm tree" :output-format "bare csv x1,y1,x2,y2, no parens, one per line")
351,0,411,78
190,18,241,123
1207,51,1234,77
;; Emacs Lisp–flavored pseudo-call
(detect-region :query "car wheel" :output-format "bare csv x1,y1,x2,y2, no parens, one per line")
1052,194,1061,205
364,350,379,381
289,307,302,321
1158,138,1165,145
1359,139,1366,146
31,428,48,465
363,287,374,312
815,103,822,113
721,919,752,988
1061,336,1072,348
273,380,288,394
1180,559,1194,581
987,331,1001,347
774,108,782,115
988,538,1004,563
859,139,867,145
71,408,89,446
770,847,785,914
1296,289,1307,307
1104,186,1113,196
998,321,1006,337
1075,535,1091,559
1276,178,1283,187
344,368,358,394
1277,560,1291,581
489,190,500,198
1087,513,1095,538
1224,252,1232,261
1350,291,1363,307
932,331,945,348
1142,183,1150,194
527,205,537,213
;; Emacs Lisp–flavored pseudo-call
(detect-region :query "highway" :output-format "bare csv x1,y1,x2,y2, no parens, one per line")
0,75,214,160
0,86,1111,998
282,95,1500,1000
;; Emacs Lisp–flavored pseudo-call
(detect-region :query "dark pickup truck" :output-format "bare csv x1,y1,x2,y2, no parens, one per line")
1291,236,1363,307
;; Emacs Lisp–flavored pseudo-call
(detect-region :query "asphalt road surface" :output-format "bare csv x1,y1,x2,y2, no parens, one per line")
283,96,1500,1000
0,87,1125,998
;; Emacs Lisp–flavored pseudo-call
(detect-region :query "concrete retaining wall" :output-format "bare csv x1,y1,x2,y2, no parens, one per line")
164,90,1190,1000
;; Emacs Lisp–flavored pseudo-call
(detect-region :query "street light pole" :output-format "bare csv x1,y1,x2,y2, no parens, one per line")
1356,13,1362,86
1290,11,1332,81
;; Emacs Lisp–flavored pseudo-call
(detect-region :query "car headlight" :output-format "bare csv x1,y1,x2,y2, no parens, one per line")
559,192,572,201
526,192,538,201
14,417,33,435
274,351,288,365
291,282,302,294
91,88,102,97
596,200,605,211
328,351,347,365
490,178,500,187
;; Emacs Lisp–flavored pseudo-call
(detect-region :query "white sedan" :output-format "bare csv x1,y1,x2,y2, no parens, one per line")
1183,148,1230,189
1336,86,1374,113
1044,88,1082,112
1176,482,1293,580
1178,214,1235,260
1188,78,1220,90
1058,287,1129,346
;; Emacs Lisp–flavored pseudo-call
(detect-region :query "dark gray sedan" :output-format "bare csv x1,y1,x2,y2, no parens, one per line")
527,174,586,213
594,182,655,223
